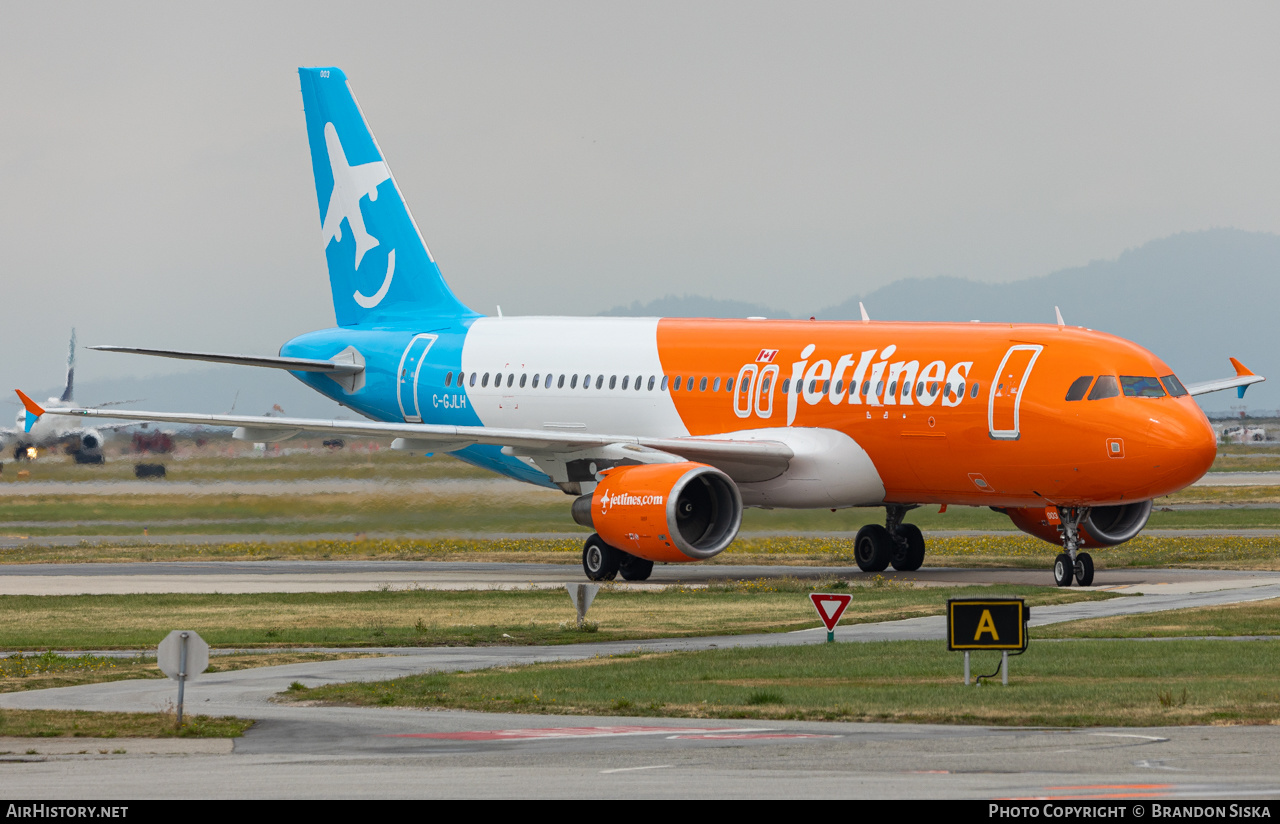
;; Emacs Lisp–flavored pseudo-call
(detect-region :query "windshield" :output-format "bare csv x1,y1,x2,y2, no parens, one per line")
1120,376,1167,398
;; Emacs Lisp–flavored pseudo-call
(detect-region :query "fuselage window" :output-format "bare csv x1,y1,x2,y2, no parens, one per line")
1161,375,1188,397
782,378,791,393
583,374,592,389
861,380,871,396
1088,375,1120,400
835,380,843,394
481,373,490,388
876,381,884,397
1120,376,1166,398
916,382,925,398
673,375,681,391
943,382,951,398
558,374,565,389
957,381,966,398
507,374,514,388
610,375,618,390
700,377,708,392
713,377,721,392
532,373,540,388
635,375,643,390
661,375,669,391
901,383,910,399
570,374,579,389
546,373,553,388
888,381,897,397
761,375,771,392
648,376,655,391
520,374,527,388
725,377,734,392
596,375,604,389
686,377,695,391
469,373,477,387
494,372,501,387
970,382,979,398
929,382,939,396
444,371,453,387
1065,376,1093,401
621,375,629,390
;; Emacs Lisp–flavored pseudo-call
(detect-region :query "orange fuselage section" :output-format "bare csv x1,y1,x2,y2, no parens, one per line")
655,319,1216,508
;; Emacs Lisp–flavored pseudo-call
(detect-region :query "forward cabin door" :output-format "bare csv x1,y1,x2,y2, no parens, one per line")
397,333,438,423
988,344,1042,440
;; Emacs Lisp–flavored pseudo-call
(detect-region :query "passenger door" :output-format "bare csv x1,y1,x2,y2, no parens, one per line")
396,334,438,422
988,344,1042,440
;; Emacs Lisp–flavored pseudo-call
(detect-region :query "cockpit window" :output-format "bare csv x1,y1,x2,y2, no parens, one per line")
1065,376,1093,401
1087,375,1120,400
1161,375,1188,397
1120,376,1167,398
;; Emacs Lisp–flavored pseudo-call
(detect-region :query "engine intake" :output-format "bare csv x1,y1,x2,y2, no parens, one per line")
572,462,742,562
999,500,1153,547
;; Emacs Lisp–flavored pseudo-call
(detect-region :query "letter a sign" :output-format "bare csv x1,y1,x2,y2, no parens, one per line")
809,592,853,642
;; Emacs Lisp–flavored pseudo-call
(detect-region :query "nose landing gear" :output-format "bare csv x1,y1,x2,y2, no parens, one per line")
1053,506,1094,587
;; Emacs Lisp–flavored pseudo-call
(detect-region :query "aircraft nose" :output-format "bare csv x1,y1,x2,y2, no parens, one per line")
1152,402,1217,490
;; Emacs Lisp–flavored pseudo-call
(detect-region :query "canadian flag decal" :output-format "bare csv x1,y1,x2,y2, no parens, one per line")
756,349,778,363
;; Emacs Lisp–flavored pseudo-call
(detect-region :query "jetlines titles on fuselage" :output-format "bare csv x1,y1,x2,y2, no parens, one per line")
732,343,975,425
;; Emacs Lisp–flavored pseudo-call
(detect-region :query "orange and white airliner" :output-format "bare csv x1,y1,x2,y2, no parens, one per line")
17,67,1264,587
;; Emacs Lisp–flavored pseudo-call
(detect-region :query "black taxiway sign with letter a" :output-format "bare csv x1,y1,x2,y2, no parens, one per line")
947,598,1028,651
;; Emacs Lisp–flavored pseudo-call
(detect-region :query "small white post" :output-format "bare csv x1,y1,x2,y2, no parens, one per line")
1002,651,1009,686
964,651,970,686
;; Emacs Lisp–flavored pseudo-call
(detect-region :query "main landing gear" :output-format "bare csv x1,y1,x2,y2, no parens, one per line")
582,533,654,582
854,505,926,573
1053,506,1094,587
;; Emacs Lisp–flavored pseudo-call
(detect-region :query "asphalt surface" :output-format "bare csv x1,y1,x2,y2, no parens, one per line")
2,560,1278,595
1,570,1278,798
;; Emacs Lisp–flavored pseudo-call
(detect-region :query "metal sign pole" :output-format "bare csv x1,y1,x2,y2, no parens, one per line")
1002,651,1008,686
177,631,188,726
964,651,970,686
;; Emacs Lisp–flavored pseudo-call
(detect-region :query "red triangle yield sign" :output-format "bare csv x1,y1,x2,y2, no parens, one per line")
809,592,853,632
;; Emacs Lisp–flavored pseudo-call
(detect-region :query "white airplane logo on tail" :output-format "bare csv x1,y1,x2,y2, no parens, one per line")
320,122,391,268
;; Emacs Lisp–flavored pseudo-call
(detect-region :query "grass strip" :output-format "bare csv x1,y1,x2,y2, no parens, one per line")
2,533,1279,570
0,651,375,692
0,709,251,739
286,638,1280,727
1036,597,1280,638
0,583,1113,650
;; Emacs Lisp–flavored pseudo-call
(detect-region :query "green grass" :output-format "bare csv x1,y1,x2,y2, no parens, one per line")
1037,597,1280,638
0,583,1114,650
1,532,1277,571
286,638,1280,726
0,709,251,738
0,650,374,692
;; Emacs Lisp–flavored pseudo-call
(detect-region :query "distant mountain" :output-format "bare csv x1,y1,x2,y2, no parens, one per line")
604,229,1280,412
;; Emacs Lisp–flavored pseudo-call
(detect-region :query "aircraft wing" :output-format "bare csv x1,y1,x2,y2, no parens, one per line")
1185,358,1265,398
32,403,794,482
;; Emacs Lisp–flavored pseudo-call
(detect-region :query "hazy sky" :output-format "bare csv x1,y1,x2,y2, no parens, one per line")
3,2,1279,390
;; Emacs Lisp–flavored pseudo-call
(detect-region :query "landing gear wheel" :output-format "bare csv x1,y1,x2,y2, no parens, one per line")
618,553,654,582
1053,553,1074,587
1074,552,1094,587
582,534,620,581
891,523,926,572
854,524,893,573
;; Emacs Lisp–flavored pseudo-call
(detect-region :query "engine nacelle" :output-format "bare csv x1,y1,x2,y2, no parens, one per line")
571,462,742,563
1000,500,1153,547
79,430,102,451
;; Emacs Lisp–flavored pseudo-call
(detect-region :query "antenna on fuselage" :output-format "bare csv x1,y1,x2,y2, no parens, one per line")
859,302,870,323
1054,306,1065,329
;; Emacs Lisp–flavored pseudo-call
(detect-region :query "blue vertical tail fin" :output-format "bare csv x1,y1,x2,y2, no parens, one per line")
298,67,477,326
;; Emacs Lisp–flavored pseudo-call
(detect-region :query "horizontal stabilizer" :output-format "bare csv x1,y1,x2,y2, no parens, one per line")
90,346,364,375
